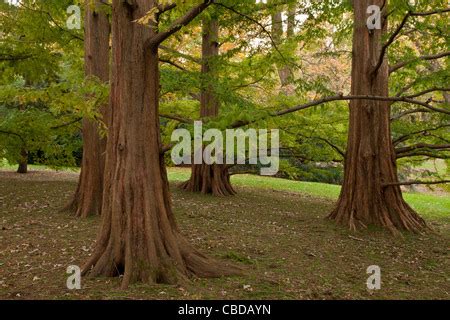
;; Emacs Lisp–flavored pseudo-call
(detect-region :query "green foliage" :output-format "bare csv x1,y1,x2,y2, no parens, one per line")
0,0,448,185
0,0,107,168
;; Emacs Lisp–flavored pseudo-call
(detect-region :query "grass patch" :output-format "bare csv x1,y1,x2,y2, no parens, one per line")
168,168,450,220
0,168,448,300
222,251,256,265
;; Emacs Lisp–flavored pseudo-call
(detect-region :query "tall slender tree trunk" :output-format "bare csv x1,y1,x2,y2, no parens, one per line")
17,148,28,174
181,17,236,196
328,0,426,233
65,1,110,218
271,4,294,92
83,0,238,288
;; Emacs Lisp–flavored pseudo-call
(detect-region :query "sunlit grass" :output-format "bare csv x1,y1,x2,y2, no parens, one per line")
1,161,448,220
168,167,450,220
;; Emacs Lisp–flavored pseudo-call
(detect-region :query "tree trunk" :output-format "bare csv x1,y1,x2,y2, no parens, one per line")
17,148,28,174
83,0,238,288
181,16,236,196
181,163,236,196
328,0,427,233
271,4,294,92
65,1,110,218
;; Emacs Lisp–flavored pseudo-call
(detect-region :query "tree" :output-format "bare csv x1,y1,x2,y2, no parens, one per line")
82,0,238,288
0,0,85,173
180,13,236,196
65,0,110,218
271,1,295,89
327,0,427,233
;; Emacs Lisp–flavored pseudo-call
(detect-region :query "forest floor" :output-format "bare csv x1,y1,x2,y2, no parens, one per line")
0,168,449,300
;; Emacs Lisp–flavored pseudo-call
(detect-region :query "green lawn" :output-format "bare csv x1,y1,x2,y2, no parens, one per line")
168,168,450,220
2,162,448,220
1,167,448,299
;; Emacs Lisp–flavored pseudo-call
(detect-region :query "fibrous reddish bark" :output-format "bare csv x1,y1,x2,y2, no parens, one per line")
182,163,236,196
83,0,238,288
181,16,236,196
328,0,427,233
65,1,110,218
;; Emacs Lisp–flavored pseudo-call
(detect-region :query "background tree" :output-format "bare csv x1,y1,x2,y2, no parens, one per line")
65,0,111,218
328,0,430,233
0,0,89,173
180,12,237,196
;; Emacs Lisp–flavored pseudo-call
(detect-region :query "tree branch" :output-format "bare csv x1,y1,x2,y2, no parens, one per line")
275,95,450,117
297,133,346,159
395,143,450,156
404,87,450,99
146,0,213,49
0,129,26,144
214,2,290,67
50,117,83,130
390,51,450,74
157,2,177,14
393,124,450,145
0,54,34,61
159,58,188,71
230,94,450,129
159,45,201,64
383,180,450,187
390,108,430,121
372,8,450,77
160,113,193,124
396,151,450,159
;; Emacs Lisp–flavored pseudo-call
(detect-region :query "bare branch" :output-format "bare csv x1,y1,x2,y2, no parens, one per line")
404,87,450,99
383,180,450,187
396,151,450,159
396,143,450,156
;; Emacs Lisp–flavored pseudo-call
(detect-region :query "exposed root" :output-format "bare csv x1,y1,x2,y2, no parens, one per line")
328,191,428,235
82,231,242,289
63,183,102,218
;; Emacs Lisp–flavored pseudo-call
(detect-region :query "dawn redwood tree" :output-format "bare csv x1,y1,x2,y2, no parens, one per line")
82,0,238,288
181,15,236,196
327,0,427,233
65,0,110,218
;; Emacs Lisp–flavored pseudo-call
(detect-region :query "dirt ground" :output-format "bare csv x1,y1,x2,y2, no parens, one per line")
0,170,449,300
